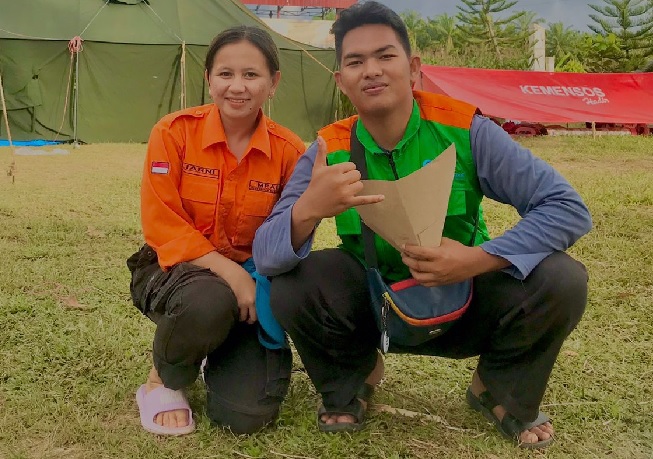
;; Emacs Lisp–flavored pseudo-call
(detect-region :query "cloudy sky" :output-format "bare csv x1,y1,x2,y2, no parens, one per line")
376,0,595,31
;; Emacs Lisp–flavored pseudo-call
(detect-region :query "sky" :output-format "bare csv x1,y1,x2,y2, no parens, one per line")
375,0,595,31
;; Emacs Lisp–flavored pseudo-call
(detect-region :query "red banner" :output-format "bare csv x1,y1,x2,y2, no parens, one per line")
418,65,653,124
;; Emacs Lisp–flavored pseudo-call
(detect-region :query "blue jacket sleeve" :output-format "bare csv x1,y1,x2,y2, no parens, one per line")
253,141,318,276
472,116,592,279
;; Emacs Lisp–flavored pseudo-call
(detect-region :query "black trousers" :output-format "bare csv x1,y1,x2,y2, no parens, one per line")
128,247,291,434
270,249,587,423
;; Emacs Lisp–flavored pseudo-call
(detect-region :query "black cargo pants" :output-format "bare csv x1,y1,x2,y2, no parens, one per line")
127,245,291,434
270,248,587,423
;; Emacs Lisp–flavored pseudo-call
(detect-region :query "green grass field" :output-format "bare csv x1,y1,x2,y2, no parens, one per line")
1,136,652,459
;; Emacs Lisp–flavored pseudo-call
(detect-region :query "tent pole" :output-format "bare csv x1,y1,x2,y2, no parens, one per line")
0,72,17,183
73,49,80,148
180,42,187,110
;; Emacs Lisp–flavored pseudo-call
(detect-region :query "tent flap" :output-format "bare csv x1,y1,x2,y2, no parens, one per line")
420,65,653,124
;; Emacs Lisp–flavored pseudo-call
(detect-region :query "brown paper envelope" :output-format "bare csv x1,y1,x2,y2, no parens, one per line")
355,144,456,250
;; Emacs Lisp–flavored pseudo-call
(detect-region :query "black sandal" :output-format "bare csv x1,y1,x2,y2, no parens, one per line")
466,387,554,449
317,383,375,433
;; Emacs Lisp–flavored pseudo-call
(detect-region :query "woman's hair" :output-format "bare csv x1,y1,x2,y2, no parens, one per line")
205,26,280,76
331,1,411,64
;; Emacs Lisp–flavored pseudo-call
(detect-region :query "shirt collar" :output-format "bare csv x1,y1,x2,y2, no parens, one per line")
355,99,421,154
202,105,272,158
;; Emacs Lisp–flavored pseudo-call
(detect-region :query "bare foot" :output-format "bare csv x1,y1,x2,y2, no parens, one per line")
145,366,190,428
321,351,384,425
470,370,553,445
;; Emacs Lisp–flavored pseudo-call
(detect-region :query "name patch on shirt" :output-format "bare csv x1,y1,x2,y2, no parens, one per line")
183,163,220,178
249,180,280,194
151,161,169,174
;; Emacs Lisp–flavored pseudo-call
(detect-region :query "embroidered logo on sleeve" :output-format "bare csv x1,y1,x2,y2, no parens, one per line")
151,161,170,174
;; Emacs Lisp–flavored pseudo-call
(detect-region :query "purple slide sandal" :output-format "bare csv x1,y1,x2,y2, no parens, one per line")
136,384,196,436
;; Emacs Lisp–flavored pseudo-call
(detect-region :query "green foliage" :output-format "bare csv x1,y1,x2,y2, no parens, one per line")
546,22,585,62
588,0,653,70
456,0,528,60
397,2,652,73
579,33,631,72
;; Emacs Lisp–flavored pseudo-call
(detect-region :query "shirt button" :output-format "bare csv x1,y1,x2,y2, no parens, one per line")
269,122,275,130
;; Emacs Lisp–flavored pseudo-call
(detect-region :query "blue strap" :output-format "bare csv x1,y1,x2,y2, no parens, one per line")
241,258,288,350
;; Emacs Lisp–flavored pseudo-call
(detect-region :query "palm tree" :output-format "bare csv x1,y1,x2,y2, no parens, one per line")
546,22,583,61
429,14,459,52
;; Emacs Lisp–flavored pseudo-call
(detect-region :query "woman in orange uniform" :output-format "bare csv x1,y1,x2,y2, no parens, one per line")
127,26,305,436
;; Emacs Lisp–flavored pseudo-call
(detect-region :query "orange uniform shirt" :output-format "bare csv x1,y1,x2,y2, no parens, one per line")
141,104,305,270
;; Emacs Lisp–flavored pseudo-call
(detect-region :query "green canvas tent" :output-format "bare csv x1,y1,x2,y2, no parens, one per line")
0,0,338,142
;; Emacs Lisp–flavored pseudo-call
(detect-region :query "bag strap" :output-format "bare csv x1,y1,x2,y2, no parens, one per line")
349,121,379,269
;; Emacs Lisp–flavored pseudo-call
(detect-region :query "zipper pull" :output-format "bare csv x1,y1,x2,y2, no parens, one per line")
380,296,390,354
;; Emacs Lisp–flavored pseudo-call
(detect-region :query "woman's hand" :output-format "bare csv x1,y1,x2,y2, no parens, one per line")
190,251,257,324
220,265,257,324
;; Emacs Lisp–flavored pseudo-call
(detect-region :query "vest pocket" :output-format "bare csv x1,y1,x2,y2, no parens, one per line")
179,177,219,234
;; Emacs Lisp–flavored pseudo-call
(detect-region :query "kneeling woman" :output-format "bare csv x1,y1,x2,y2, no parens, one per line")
128,26,305,436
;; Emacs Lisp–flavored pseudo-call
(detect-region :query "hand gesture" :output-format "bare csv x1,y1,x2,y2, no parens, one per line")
296,136,384,221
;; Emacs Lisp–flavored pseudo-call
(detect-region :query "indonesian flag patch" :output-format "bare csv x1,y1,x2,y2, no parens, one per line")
151,161,170,174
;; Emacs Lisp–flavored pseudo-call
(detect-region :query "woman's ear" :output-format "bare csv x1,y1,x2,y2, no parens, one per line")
270,70,281,95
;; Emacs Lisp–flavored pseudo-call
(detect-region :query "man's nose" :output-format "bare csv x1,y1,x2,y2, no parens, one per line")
363,58,382,77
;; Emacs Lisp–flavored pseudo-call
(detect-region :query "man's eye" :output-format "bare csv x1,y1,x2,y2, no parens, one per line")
346,60,362,66
244,72,258,78
219,71,231,77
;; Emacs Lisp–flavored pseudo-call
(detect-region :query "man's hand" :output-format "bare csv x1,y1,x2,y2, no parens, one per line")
401,237,511,287
294,136,384,222
291,136,384,250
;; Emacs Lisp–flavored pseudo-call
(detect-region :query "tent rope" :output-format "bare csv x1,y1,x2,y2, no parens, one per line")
0,28,62,41
52,37,83,143
141,1,187,109
0,72,17,183
80,0,111,36
143,1,184,43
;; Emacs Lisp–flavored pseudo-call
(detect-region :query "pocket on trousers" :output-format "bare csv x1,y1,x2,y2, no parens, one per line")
264,347,292,402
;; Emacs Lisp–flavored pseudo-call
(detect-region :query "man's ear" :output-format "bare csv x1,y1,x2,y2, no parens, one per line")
204,69,210,86
334,70,348,97
409,55,421,87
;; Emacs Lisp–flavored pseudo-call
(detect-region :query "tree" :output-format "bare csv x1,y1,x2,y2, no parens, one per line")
456,0,526,59
428,14,460,53
400,11,427,50
546,22,584,61
588,0,653,70
578,33,628,72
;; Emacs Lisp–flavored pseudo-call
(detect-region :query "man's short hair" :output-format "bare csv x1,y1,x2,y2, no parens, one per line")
331,1,412,64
